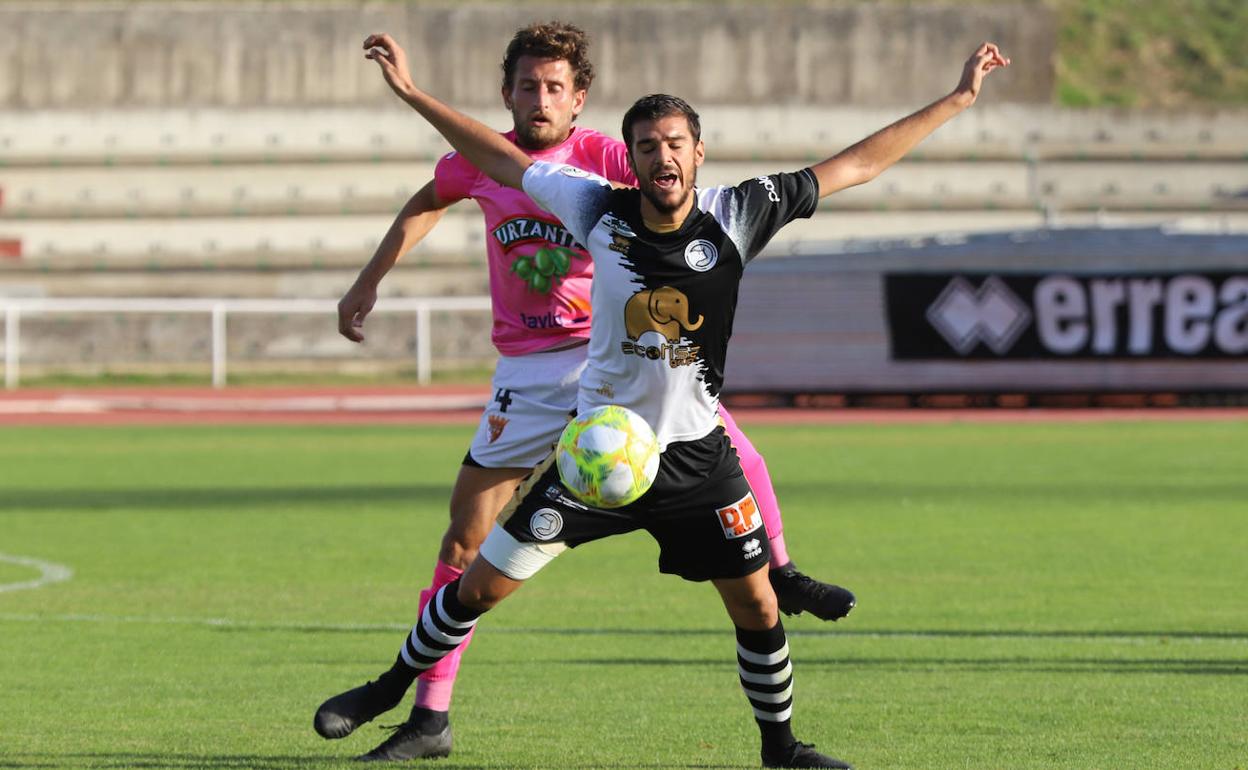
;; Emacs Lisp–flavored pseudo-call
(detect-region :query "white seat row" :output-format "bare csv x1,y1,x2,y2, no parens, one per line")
2,106,1246,165
6,210,1248,276
0,163,437,218
0,214,481,268
3,160,1243,219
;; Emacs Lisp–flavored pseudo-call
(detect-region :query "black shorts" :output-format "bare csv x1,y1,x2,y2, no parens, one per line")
490,426,771,582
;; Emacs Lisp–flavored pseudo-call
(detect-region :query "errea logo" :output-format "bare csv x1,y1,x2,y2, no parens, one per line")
926,276,1031,355
742,538,763,559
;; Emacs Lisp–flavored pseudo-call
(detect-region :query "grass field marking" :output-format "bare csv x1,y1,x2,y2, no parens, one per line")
1,611,1244,647
0,611,409,631
0,552,74,594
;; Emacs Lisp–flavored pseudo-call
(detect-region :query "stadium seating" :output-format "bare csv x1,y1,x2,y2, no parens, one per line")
2,107,1243,285
1,105,1245,379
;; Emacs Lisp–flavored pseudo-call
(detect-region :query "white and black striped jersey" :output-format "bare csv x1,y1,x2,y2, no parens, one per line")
522,161,819,449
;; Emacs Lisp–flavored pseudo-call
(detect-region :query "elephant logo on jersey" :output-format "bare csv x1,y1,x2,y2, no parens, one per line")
624,287,704,343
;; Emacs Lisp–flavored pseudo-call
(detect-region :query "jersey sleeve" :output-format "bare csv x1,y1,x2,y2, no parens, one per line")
702,168,820,264
603,139,638,186
521,160,614,248
433,151,477,202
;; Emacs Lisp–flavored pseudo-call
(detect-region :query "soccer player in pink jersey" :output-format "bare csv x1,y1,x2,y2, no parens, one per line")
324,22,853,761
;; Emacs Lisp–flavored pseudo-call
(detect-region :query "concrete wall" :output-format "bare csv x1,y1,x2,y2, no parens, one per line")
0,2,1055,109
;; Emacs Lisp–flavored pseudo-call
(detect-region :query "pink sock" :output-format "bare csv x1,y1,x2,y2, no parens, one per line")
412,560,476,712
718,406,791,569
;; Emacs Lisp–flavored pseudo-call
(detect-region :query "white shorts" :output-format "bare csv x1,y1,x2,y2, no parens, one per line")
467,344,588,469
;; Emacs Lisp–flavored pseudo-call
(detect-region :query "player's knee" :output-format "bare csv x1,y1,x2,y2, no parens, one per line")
748,592,780,626
456,557,524,612
455,583,491,611
455,577,504,612
726,586,779,629
439,500,494,567
438,527,479,570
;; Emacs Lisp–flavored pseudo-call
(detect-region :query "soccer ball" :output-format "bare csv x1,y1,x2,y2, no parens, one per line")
556,405,660,508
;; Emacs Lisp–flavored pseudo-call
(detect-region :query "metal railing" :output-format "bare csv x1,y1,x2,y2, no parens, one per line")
0,296,492,390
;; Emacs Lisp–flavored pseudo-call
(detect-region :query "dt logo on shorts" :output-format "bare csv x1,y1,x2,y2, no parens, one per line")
716,492,761,539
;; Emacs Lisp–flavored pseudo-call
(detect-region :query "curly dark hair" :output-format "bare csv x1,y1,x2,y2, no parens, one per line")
501,21,595,93
621,94,702,149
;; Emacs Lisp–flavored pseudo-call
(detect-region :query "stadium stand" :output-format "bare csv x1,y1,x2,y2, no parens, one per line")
3,106,1244,283
0,1,1245,384
1,104,1245,382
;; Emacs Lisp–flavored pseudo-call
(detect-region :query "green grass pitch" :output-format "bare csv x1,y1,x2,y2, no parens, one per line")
1,420,1245,769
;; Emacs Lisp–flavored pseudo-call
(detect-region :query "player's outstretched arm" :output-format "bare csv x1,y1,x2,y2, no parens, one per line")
364,33,532,190
338,181,448,343
809,42,1009,199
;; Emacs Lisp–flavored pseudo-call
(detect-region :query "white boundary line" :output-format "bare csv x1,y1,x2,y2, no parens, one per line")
0,553,74,594
0,612,409,631
0,611,1241,646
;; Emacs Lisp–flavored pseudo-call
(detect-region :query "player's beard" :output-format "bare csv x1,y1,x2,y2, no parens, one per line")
512,110,570,151
640,165,697,215
514,122,558,150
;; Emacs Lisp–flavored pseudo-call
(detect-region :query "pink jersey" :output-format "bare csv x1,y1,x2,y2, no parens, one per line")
435,127,636,356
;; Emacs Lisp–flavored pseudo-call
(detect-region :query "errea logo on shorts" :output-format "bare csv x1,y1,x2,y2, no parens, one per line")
742,538,763,560
716,492,761,539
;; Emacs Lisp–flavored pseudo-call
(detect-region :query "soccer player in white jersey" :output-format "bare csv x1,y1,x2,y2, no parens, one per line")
318,31,1007,768
323,21,853,762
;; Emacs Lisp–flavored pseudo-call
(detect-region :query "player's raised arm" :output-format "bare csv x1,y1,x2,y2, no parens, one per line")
364,33,533,190
338,181,448,343
809,42,1009,199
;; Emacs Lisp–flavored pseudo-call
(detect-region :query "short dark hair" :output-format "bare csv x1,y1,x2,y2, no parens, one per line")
621,94,702,150
501,21,595,93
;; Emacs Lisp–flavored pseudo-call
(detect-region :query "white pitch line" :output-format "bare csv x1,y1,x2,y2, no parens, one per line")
0,611,409,632
0,611,1241,646
0,553,74,594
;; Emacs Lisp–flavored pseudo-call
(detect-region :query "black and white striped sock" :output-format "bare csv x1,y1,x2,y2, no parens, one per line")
398,578,482,671
736,621,796,752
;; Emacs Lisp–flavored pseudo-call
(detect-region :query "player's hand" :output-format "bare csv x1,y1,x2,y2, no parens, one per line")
364,33,417,100
337,281,378,343
954,42,1009,106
